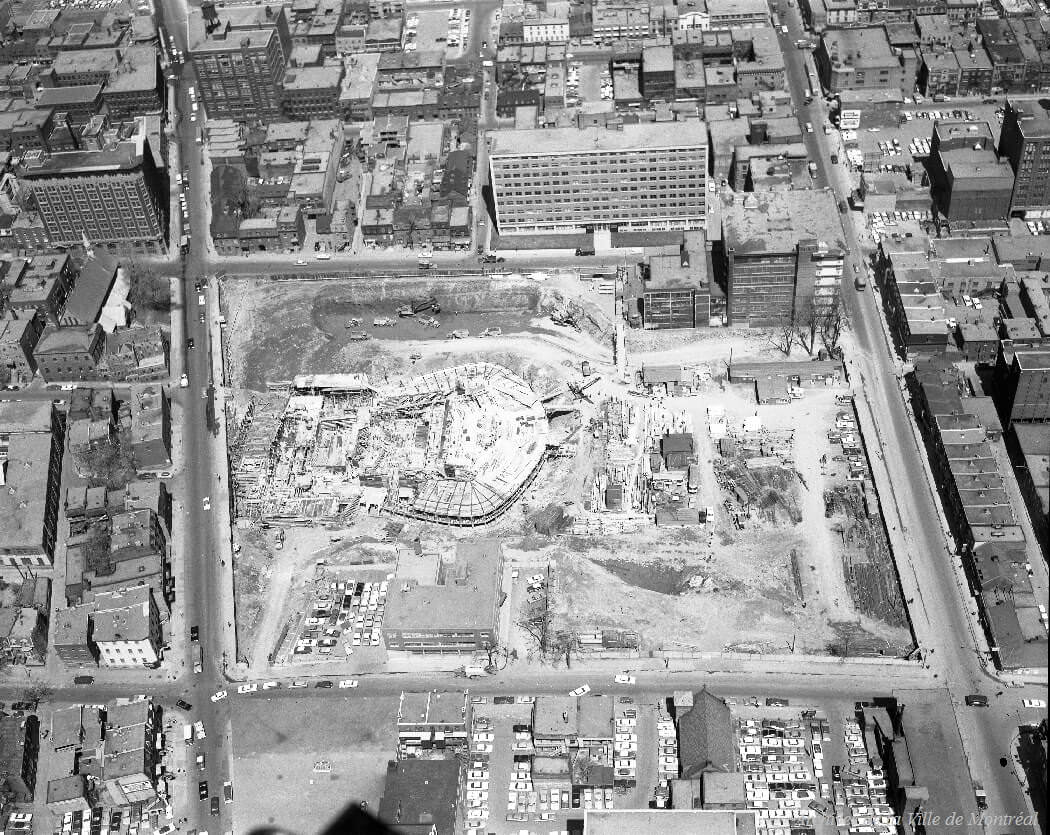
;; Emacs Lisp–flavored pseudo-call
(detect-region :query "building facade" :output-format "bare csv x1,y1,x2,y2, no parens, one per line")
189,2,293,123
18,135,166,254
1000,99,1050,218
488,123,707,235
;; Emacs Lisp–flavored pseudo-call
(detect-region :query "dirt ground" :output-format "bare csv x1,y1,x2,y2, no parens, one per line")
222,277,912,665
230,695,399,834
220,276,616,391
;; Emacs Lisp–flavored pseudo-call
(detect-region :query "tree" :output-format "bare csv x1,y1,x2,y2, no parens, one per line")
767,311,796,357
792,296,820,356
76,433,138,490
123,258,171,314
819,294,846,353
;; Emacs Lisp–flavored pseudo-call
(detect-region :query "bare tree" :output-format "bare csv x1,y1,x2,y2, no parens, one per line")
767,311,796,357
792,296,820,356
819,295,846,353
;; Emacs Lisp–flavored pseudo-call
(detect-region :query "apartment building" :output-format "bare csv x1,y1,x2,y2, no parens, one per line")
188,2,292,123
999,99,1050,217
488,122,707,236
0,313,44,383
18,134,166,254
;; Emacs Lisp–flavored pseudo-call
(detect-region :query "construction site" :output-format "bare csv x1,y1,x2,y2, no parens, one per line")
221,277,913,665
231,364,552,526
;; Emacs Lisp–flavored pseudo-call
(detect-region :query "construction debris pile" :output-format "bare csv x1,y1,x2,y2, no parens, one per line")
230,364,551,526
709,406,802,527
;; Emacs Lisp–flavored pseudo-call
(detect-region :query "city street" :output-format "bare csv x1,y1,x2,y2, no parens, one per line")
50,0,1039,830
776,0,1044,826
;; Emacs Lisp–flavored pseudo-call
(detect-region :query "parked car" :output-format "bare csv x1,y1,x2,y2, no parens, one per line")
198,781,209,800
964,695,988,707
570,685,591,697
176,699,193,711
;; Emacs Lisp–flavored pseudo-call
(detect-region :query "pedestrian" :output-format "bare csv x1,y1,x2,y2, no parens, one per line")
664,657,669,669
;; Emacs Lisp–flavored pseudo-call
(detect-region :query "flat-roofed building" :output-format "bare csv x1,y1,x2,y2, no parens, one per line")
488,122,707,236
188,2,292,123
523,17,570,43
1000,99,1050,217
816,26,905,92
91,586,162,668
0,402,64,568
721,190,842,327
52,49,120,86
18,132,166,254
103,46,162,119
281,62,344,119
997,349,1050,423
383,540,505,653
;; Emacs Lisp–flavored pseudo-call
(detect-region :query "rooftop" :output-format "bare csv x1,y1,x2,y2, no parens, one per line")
20,135,149,178
488,121,708,157
722,190,842,254
384,540,503,632
377,759,459,835
187,4,283,52
822,26,897,68
0,431,56,552
105,45,159,94
585,810,758,835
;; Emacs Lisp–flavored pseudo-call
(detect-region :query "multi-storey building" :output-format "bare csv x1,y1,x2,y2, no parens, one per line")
721,190,842,327
90,586,162,668
0,312,44,383
522,18,571,43
18,133,166,254
816,27,905,92
280,63,344,119
189,2,292,123
102,46,163,120
927,121,1014,221
0,402,64,568
996,349,1050,423
33,325,106,382
999,99,1050,217
488,122,707,236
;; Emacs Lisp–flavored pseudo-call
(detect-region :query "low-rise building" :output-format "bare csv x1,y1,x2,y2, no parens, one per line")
91,586,162,668
383,540,505,653
4,253,76,323
377,758,460,835
127,385,171,474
